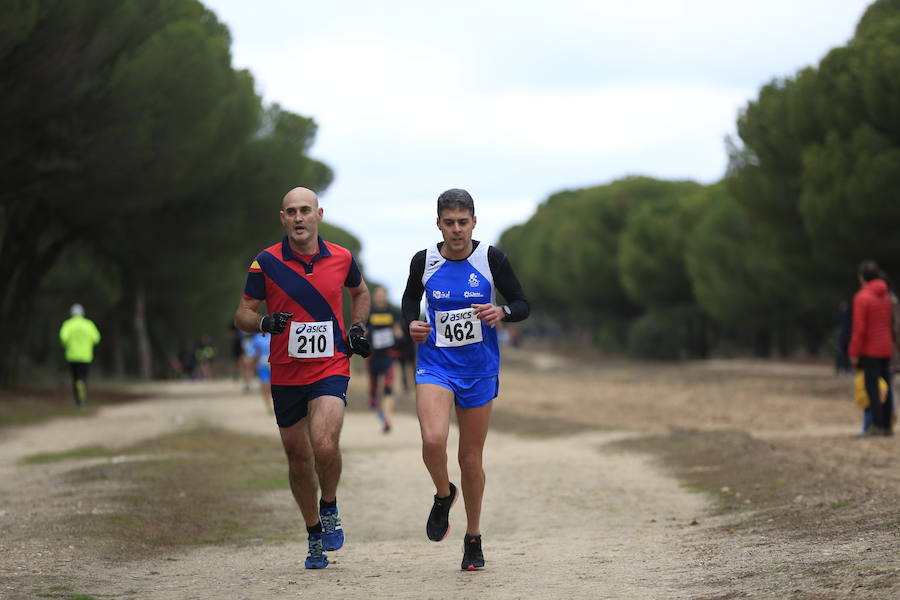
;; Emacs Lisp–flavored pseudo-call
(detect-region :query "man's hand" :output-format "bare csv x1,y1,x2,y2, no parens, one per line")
409,320,432,344
346,322,371,357
260,312,293,335
471,303,504,327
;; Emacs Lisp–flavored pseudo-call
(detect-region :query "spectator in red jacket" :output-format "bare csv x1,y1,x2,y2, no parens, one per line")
849,260,895,436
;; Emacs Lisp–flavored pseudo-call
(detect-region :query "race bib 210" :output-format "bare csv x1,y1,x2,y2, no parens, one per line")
287,321,335,359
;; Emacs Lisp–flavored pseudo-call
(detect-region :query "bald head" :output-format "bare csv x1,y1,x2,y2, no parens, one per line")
280,187,324,253
282,186,318,210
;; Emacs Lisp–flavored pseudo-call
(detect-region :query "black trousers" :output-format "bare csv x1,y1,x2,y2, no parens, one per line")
69,361,90,402
859,356,893,430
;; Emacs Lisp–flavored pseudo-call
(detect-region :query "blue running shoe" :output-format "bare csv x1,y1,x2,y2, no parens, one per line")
320,506,344,551
305,532,328,569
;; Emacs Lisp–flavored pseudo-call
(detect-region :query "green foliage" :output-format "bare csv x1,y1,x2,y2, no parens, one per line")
0,1,349,381
499,177,707,349
626,312,682,360
855,0,900,37
723,0,900,349
498,3,900,359
498,4,900,360
618,181,703,311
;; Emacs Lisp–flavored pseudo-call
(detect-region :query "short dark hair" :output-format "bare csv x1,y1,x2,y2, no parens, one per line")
437,188,475,217
858,259,882,282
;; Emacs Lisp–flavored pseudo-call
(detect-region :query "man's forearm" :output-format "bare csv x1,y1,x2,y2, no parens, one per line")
234,308,262,333
350,288,371,325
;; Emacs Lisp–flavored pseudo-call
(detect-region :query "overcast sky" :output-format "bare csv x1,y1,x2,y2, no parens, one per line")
204,0,873,302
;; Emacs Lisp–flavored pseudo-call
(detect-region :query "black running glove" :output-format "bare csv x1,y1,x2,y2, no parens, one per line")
260,312,293,335
346,322,371,358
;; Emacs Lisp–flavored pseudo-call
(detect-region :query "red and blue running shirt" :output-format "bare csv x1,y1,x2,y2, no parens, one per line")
243,236,363,386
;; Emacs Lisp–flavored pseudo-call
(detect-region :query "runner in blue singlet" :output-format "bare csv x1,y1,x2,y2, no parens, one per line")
401,188,529,571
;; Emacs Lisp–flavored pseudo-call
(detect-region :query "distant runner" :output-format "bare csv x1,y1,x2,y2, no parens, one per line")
248,332,272,413
234,187,371,570
59,304,101,407
367,285,403,433
402,188,529,571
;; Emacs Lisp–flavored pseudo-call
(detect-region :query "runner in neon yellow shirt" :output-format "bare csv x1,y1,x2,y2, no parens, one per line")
59,304,101,407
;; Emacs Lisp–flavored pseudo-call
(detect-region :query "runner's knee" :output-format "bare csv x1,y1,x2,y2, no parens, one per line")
458,448,484,474
313,436,340,461
284,447,314,474
422,434,448,457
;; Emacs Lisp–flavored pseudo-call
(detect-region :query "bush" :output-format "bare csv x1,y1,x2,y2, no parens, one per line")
627,312,683,360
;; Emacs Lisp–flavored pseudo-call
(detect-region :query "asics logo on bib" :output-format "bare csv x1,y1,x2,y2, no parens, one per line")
440,309,474,323
295,323,331,334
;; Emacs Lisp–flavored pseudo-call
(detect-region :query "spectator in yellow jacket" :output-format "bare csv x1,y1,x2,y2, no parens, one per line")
59,304,101,407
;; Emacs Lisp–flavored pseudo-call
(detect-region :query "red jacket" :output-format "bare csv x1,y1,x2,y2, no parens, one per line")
849,279,895,359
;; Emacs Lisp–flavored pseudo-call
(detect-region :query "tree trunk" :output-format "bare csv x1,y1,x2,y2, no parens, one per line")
775,326,792,357
110,316,126,379
133,288,153,379
687,314,710,359
754,329,772,358
0,239,36,384
0,230,70,384
802,322,823,356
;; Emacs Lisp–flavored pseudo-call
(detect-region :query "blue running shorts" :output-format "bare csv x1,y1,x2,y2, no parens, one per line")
415,369,498,409
271,375,349,428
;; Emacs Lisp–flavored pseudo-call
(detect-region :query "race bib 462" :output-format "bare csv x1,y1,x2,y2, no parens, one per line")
435,308,483,348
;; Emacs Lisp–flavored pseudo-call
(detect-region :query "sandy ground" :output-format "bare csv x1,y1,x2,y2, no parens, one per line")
3,350,899,599
0,377,721,599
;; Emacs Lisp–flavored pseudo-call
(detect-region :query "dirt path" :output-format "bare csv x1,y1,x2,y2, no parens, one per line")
0,380,719,600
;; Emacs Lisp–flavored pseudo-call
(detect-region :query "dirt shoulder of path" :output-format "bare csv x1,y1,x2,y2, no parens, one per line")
493,349,900,599
1,350,900,599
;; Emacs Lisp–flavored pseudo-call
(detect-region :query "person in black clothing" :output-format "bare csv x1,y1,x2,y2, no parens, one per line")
366,285,403,433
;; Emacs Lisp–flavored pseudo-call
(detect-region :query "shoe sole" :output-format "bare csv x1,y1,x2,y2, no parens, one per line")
429,483,458,542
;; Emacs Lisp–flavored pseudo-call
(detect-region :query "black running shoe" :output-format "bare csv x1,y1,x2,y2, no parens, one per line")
426,482,457,541
461,534,485,571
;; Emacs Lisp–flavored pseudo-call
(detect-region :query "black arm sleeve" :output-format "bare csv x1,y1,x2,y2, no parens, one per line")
401,250,427,327
487,246,530,322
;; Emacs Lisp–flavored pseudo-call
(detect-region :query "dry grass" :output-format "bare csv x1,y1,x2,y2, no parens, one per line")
61,427,293,559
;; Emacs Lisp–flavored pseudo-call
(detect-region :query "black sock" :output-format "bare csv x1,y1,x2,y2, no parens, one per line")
319,498,336,509
306,522,323,535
